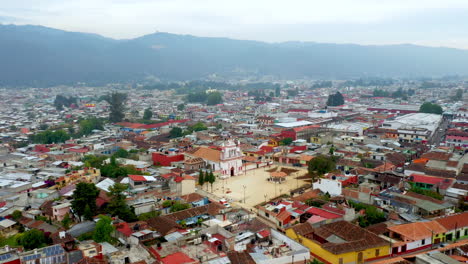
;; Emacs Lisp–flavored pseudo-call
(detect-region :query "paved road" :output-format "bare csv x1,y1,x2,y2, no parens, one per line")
429,117,450,146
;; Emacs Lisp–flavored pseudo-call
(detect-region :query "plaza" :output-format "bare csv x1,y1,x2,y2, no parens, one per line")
207,166,310,208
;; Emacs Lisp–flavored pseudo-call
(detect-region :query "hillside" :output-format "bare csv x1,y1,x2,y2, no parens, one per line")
1,24,468,86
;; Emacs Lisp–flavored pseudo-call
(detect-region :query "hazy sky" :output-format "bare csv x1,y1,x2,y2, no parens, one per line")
2,0,468,49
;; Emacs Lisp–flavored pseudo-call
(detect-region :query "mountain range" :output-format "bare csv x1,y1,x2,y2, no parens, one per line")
2,24,468,86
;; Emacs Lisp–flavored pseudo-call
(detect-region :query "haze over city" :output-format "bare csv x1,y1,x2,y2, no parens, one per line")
0,1,467,264
2,0,468,49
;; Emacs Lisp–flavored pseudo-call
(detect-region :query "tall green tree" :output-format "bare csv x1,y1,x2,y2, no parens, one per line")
419,102,443,114
105,92,127,122
177,104,185,111
207,171,216,192
170,127,183,138
71,182,99,221
198,170,205,187
93,215,114,243
83,204,94,221
143,108,153,120
326,92,344,106
451,89,463,101
207,92,223,105
275,86,281,97
107,183,137,222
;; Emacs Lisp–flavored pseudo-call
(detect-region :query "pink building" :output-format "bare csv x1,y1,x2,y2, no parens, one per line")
446,129,468,148
52,202,71,221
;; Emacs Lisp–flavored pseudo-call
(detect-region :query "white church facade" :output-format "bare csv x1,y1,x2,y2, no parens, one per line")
184,140,244,177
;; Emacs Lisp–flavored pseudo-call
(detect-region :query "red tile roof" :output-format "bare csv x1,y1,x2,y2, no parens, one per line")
116,222,133,237
306,207,342,219
161,252,197,264
435,212,468,230
409,174,453,189
129,175,147,181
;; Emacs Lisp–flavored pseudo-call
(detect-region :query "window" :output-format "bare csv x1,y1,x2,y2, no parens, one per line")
421,239,425,245
265,212,269,218
465,229,468,236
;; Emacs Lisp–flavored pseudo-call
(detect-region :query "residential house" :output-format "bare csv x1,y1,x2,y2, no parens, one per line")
286,221,390,264
386,221,447,255
52,202,71,221
435,212,468,242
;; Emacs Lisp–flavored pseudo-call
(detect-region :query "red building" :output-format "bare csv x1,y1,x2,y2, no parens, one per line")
152,153,185,166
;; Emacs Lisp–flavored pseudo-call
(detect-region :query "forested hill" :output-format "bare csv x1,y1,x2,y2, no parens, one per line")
2,24,468,86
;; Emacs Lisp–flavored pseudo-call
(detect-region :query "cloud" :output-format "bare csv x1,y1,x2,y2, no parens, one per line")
1,0,468,48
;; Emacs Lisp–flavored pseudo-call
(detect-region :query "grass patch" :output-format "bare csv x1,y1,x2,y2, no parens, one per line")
0,233,22,247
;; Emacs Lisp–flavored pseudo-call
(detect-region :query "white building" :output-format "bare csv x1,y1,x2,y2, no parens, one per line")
312,178,342,196
185,140,244,177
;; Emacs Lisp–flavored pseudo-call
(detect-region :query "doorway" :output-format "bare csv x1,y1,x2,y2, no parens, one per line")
231,167,235,177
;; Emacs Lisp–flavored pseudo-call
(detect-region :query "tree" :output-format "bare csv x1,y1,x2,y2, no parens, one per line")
82,155,107,168
206,91,223,105
83,204,94,221
143,108,153,120
170,127,183,138
170,201,191,212
18,229,46,250
177,104,185,111
54,95,77,110
77,118,103,136
71,183,99,221
308,155,336,176
30,129,70,144
105,92,127,122
188,122,207,132
138,211,161,221
326,92,344,106
61,213,72,229
207,171,216,192
275,86,281,97
451,89,464,101
107,183,137,222
329,146,335,155
39,123,49,131
349,201,386,228
93,215,114,243
162,200,173,208
198,170,205,187
113,148,129,158
280,137,293,146
269,91,274,97
419,102,443,114
11,210,22,221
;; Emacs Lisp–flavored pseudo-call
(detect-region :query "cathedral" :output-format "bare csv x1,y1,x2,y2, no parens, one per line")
184,140,244,177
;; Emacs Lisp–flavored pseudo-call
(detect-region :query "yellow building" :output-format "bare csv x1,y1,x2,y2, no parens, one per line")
286,221,390,264
55,167,101,188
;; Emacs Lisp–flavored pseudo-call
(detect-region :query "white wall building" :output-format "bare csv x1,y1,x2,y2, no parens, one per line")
312,178,342,196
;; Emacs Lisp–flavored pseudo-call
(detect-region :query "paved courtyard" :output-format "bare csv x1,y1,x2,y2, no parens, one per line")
206,166,310,208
